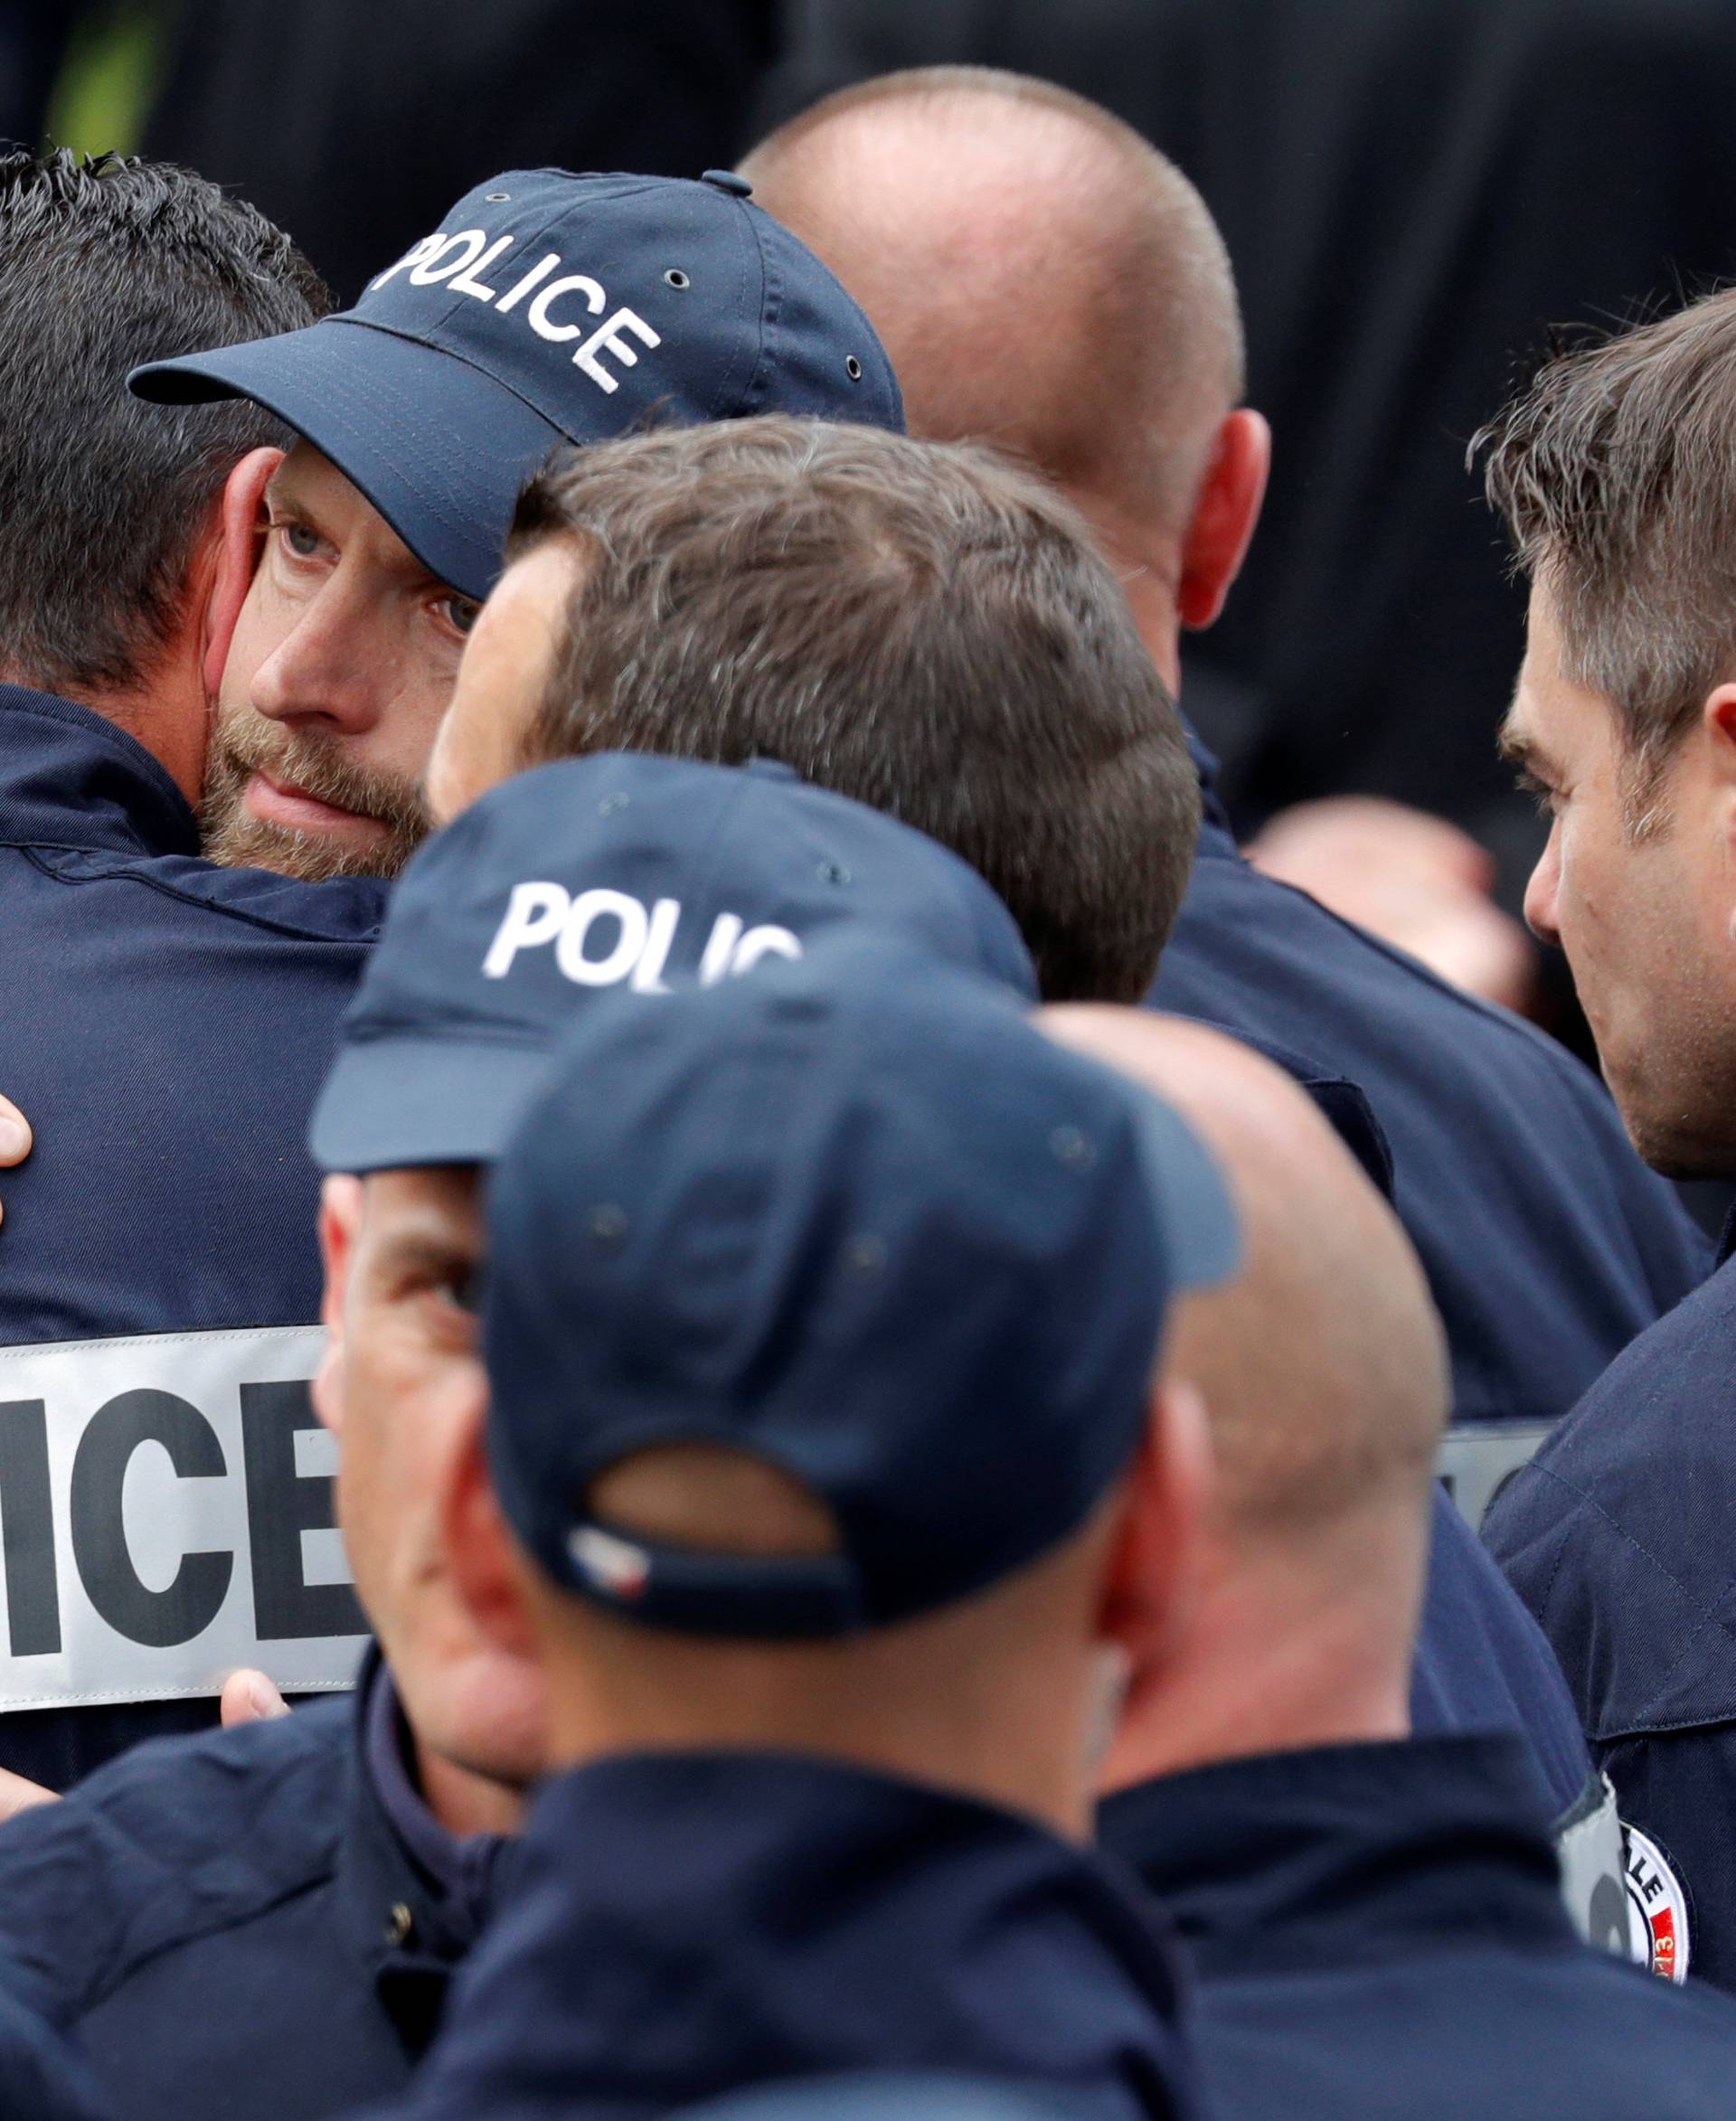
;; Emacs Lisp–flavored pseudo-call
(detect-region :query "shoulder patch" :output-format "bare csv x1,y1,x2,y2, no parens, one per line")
1622,1822,1691,1983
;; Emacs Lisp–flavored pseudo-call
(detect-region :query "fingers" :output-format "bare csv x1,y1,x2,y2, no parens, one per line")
0,1768,57,1824
0,1098,31,1230
220,1669,291,1726
0,1098,31,1169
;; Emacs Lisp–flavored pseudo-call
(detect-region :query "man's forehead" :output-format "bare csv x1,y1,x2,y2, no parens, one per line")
458,540,582,705
361,1163,484,1229
1497,678,1543,764
1502,589,1610,764
267,438,358,509
486,538,584,639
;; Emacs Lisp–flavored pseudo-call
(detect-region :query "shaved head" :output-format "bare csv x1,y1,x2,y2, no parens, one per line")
741,68,1243,551
1043,1012,1446,1554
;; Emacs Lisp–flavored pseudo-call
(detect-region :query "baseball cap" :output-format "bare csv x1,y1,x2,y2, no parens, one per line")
128,169,903,601
307,751,1036,1176
482,931,1241,1638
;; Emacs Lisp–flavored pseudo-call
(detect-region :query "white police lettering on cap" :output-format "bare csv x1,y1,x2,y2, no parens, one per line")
369,227,662,395
0,1327,365,1711
483,882,801,990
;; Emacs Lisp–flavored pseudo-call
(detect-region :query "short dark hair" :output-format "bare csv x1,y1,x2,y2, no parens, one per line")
1477,288,1736,819
0,149,330,698
507,416,1201,1003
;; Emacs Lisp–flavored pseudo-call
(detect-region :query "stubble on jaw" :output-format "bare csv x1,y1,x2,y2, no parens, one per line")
198,705,431,881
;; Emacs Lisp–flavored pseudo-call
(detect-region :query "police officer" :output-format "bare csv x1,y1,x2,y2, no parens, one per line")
0,155,900,1792
429,407,1633,1939
741,84,1703,1912
1051,1010,1736,2116
0,148,378,1792
740,71,1711,1440
0,755,1041,2121
1478,288,1736,1994
127,164,901,884
382,934,1230,2121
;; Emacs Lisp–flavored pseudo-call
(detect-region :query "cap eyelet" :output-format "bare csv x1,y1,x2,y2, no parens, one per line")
485,192,512,203
844,355,863,382
663,268,691,290
817,861,851,886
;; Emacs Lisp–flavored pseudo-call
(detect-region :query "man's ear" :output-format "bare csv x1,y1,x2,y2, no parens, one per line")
311,1174,363,1439
200,446,282,702
1097,1374,1212,1669
443,1409,540,1660
1177,410,1270,632
1703,684,1736,785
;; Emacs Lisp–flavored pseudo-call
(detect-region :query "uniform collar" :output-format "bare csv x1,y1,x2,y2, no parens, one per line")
1097,1733,1570,1979
336,1650,510,2057
0,685,199,856
1180,715,1238,855
408,1749,1194,2121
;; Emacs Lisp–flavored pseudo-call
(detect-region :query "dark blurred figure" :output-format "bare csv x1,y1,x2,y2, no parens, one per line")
0,1,79,148
759,0,1736,903
144,0,778,303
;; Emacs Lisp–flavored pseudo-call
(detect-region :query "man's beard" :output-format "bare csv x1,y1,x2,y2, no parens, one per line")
200,701,431,882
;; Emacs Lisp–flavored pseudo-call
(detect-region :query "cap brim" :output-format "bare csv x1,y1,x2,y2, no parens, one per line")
129,319,566,601
1130,1095,1243,1292
308,1036,556,1175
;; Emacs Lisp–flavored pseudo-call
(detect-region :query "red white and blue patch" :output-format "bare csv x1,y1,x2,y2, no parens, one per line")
1623,1823,1691,1984
569,1523,652,1602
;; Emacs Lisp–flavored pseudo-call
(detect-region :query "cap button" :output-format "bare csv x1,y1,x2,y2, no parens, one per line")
702,169,753,199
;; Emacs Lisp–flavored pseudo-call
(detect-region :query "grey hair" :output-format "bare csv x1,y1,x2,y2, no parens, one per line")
1477,288,1736,826
506,413,1202,1003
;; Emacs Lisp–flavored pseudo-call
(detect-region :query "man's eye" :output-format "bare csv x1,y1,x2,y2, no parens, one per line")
280,522,322,560
440,593,482,637
443,1262,482,1315
1515,769,1560,820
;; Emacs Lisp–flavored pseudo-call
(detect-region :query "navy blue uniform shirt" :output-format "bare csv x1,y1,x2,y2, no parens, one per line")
0,1615,1610,2121
0,687,382,1790
1486,1237,1736,1992
0,1965,111,2121
1155,750,1708,1429
1099,1733,1736,2118
1160,746,1632,1895
380,1751,1195,2121
0,1654,495,2121
1413,1488,1591,1806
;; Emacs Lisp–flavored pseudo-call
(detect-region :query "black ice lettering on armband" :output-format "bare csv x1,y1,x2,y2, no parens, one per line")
70,1389,233,1648
241,1381,364,1641
0,1400,60,1656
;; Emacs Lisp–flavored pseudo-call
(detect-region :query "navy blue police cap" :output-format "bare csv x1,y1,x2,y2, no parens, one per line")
128,169,903,602
307,752,1035,1176
482,931,1241,1638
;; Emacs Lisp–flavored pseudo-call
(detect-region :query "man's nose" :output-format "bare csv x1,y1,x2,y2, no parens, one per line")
1524,832,1562,947
249,585,387,736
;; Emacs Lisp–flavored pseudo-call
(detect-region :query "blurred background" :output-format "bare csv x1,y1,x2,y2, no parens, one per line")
11,0,1736,1062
